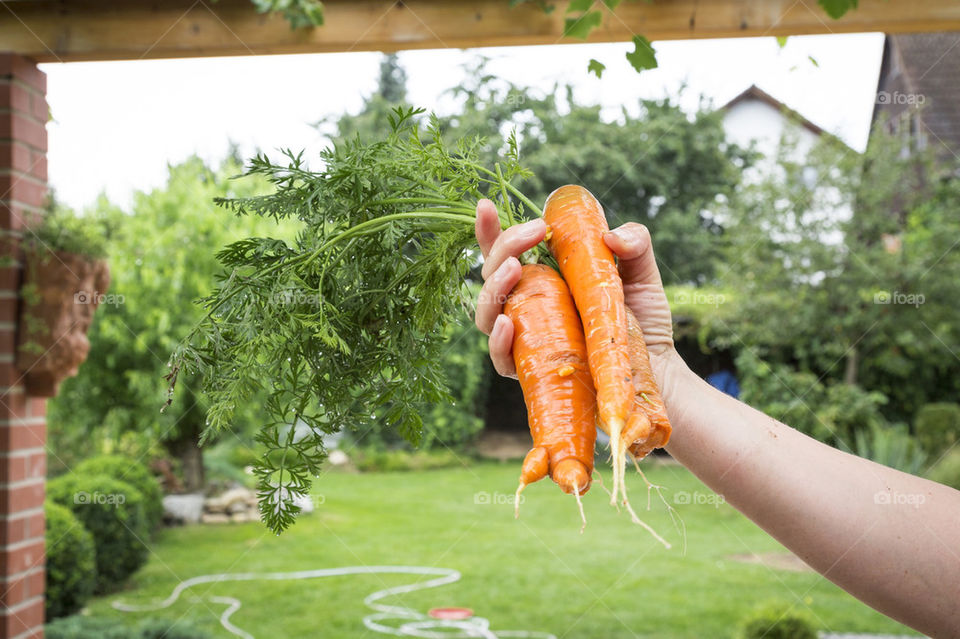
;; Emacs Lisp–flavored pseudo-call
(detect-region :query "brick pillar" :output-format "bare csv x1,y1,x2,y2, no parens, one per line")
0,53,49,639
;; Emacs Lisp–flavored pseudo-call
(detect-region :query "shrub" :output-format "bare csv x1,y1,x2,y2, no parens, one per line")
852,422,927,475
44,501,96,620
75,455,164,531
736,350,889,446
927,448,960,491
914,402,960,455
47,474,149,591
737,602,817,639
45,616,211,639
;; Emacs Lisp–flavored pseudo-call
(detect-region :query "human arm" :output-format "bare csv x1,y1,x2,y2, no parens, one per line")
475,200,960,638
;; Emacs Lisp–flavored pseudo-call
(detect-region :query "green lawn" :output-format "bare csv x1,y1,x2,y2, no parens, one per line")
89,462,916,638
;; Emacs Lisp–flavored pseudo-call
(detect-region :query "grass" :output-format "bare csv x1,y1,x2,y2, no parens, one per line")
87,462,917,638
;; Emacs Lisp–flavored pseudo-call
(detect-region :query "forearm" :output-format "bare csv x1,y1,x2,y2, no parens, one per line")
657,351,960,638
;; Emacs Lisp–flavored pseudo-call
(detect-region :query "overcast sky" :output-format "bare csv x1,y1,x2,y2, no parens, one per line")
41,33,885,211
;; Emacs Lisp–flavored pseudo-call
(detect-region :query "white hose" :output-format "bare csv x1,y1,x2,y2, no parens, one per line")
113,565,557,639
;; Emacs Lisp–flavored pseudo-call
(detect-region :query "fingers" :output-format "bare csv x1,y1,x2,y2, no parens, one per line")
480,218,545,281
603,223,663,288
475,199,501,258
475,256,522,334
488,314,517,378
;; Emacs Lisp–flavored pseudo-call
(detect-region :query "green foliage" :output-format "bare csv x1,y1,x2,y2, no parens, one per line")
170,108,540,532
46,474,149,591
737,601,817,639
438,59,749,283
720,126,960,426
48,156,287,484
46,616,211,639
927,449,960,491
75,455,164,532
250,0,324,28
587,58,606,78
45,501,96,620
24,198,110,259
626,35,658,72
735,350,889,448
851,422,927,475
914,402,960,455
353,448,466,473
818,0,858,20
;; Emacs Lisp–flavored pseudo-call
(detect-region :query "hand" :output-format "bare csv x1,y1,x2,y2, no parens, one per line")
474,199,679,383
473,199,546,378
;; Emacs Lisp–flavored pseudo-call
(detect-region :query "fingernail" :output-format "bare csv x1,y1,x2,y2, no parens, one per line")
492,314,507,335
609,227,637,247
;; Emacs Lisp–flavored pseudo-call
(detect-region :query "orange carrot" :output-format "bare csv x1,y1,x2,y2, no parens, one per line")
543,185,634,505
503,264,597,527
623,307,672,460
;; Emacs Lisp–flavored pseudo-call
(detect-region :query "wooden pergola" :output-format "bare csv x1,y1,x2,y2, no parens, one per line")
1,2,958,637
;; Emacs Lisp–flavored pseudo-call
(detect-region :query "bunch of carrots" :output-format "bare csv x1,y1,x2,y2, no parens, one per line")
504,185,672,543
168,109,676,536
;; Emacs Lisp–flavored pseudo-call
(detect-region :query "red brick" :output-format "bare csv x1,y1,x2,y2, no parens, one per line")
0,205,28,232
0,84,30,117
0,113,46,153
0,540,43,576
0,265,20,292
0,365,20,387
0,142,32,175
0,510,44,546
0,391,26,422
24,400,43,420
0,174,45,209
0,424,46,451
0,483,44,515
28,154,46,183
0,453,45,483
0,568,44,608
1,596,44,638
0,330,14,357
0,55,45,94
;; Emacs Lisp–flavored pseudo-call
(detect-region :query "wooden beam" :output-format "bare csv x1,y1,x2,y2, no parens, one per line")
3,0,960,63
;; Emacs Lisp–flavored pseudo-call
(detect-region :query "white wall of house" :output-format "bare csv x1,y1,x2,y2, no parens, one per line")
721,94,852,236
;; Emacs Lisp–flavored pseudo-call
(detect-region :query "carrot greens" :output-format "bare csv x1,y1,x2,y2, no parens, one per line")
167,108,542,532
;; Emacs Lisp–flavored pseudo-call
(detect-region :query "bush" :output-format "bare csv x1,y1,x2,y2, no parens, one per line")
47,474,149,591
737,602,817,639
914,402,960,455
736,350,889,446
852,422,927,475
45,616,211,639
75,455,164,531
44,502,96,620
927,448,960,491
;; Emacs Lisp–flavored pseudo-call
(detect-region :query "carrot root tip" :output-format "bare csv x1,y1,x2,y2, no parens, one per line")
514,482,526,520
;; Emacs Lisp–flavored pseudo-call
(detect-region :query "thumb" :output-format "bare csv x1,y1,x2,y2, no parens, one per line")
604,223,663,288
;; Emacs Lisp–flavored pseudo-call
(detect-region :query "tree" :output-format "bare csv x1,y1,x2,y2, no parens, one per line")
49,157,289,489
718,127,960,427
334,57,748,284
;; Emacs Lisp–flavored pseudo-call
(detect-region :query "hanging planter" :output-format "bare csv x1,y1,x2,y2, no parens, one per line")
15,207,111,397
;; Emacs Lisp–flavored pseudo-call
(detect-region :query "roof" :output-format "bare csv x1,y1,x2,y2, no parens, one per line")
721,84,852,151
872,32,960,155
722,84,828,137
